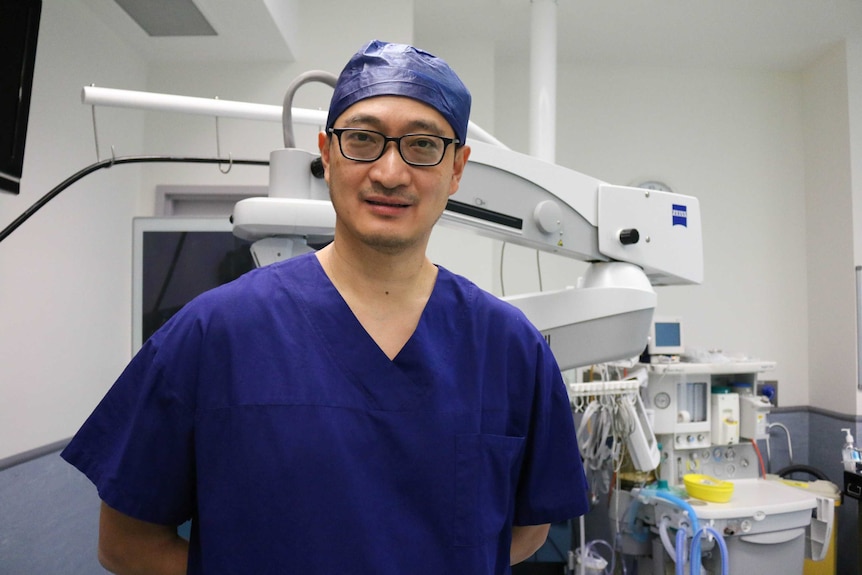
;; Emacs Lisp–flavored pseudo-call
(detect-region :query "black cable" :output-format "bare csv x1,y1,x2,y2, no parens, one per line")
0,155,269,244
776,464,830,482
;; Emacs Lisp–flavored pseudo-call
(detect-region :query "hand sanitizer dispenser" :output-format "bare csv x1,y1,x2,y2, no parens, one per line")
842,428,861,472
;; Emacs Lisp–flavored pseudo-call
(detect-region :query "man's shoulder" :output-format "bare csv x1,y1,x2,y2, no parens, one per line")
205,252,317,296
436,265,501,305
435,266,533,325
166,253,319,328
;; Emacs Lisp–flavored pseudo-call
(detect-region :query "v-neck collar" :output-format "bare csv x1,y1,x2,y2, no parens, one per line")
279,254,442,411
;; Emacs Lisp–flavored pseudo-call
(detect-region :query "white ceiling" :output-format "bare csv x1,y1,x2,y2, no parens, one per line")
79,0,862,71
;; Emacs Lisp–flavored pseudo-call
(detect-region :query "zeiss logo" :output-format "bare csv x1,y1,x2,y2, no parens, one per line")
672,204,687,227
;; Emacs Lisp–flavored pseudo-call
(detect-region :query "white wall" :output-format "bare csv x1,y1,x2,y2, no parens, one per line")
3,1,861,461
0,0,148,460
849,38,862,415
802,44,858,414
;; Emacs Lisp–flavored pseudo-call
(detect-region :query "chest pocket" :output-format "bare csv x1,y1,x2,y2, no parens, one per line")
454,433,526,547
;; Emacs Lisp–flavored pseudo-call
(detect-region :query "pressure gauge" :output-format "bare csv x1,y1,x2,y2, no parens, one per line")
654,392,671,409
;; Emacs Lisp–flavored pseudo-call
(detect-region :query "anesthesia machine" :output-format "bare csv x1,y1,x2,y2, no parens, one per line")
592,317,834,575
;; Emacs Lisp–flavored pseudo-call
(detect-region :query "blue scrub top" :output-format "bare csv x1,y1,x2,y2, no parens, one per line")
62,253,588,574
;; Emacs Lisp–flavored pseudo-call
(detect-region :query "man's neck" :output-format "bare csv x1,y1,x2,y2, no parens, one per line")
316,241,436,303
316,241,438,360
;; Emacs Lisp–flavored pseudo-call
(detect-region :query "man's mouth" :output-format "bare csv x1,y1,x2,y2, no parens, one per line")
367,199,410,208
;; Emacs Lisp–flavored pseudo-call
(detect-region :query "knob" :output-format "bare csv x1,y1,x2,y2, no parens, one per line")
534,201,562,234
619,228,640,245
310,157,326,178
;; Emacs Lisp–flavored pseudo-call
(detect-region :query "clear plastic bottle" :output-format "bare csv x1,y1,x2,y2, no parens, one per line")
841,428,861,472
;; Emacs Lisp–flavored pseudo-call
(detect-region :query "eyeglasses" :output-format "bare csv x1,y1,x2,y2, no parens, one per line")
327,128,459,167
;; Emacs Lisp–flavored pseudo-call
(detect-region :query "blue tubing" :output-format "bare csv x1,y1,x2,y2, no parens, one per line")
691,526,729,575
637,487,705,575
675,527,687,575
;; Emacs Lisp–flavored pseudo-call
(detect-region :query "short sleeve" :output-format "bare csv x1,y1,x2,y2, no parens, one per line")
512,342,589,525
60,316,199,526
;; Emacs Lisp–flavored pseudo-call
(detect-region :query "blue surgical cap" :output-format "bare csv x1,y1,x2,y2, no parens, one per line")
326,40,472,145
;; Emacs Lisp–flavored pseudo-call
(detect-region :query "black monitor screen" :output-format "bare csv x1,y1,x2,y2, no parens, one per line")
0,0,41,194
134,218,255,350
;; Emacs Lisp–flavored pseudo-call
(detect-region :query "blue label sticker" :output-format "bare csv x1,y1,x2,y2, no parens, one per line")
672,204,687,227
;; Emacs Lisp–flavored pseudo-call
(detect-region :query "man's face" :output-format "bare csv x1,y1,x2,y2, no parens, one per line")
319,96,470,255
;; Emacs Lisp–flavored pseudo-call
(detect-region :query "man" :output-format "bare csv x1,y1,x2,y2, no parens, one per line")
62,40,589,574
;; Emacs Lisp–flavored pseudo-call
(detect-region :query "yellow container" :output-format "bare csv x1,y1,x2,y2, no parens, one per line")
683,473,734,503
780,479,840,575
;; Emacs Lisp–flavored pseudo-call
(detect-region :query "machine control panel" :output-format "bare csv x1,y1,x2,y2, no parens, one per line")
659,441,758,484
644,361,774,486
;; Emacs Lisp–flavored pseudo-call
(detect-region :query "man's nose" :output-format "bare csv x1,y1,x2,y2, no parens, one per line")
369,142,412,185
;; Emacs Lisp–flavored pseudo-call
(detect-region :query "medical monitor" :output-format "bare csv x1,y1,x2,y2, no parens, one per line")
0,0,41,194
647,316,684,356
132,217,255,352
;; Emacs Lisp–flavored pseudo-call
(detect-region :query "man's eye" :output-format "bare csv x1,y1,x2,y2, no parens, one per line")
346,131,373,143
410,137,440,150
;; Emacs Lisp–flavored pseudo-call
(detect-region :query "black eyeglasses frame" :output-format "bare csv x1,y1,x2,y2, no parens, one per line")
327,127,460,167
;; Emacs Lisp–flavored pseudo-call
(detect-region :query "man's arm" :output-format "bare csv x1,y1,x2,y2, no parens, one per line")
98,501,189,575
510,523,550,565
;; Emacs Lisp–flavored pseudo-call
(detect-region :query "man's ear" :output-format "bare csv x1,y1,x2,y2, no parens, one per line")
449,145,471,196
318,131,331,184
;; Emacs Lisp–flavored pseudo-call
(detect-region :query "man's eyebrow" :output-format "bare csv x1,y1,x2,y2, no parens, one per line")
405,119,446,135
339,113,384,128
